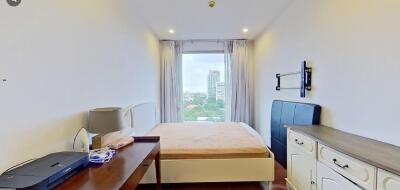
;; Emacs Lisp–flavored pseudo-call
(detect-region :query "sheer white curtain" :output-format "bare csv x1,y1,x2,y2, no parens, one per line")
224,41,233,122
226,40,253,125
160,41,183,123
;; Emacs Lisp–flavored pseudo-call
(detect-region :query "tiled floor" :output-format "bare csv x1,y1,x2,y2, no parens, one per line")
137,161,287,190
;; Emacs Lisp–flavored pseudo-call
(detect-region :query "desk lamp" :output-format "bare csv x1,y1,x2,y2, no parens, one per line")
88,107,133,149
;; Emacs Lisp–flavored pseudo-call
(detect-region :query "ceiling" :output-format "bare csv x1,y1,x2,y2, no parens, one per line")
130,0,293,40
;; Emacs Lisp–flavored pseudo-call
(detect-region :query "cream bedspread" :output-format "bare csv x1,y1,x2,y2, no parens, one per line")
146,122,270,159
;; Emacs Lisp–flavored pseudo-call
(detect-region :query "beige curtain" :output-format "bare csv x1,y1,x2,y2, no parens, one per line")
160,41,183,123
229,40,253,126
224,41,233,122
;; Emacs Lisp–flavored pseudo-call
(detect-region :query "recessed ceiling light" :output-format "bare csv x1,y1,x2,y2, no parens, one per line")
169,29,175,34
208,0,216,8
242,28,249,33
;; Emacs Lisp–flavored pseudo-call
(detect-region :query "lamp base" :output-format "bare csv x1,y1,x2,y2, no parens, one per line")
91,131,134,150
91,135,103,150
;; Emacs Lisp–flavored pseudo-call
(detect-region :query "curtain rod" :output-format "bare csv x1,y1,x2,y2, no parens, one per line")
160,39,248,43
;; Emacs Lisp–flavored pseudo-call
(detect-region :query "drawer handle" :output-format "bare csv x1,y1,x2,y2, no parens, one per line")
295,139,304,145
333,159,349,169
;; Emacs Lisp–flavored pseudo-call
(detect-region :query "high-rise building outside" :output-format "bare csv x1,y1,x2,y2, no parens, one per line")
216,82,225,101
207,70,220,101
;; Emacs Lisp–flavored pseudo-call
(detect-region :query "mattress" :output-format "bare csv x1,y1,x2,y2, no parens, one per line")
146,122,270,159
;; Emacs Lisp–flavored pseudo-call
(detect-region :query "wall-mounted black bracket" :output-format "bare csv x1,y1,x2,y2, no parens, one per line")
275,74,281,91
276,61,312,98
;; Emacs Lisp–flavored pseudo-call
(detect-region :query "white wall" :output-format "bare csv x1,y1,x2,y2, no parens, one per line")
0,0,160,172
254,0,400,146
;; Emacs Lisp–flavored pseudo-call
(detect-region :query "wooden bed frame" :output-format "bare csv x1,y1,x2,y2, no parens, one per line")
124,103,275,188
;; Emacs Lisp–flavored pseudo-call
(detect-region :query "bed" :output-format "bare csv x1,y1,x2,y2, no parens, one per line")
123,103,275,187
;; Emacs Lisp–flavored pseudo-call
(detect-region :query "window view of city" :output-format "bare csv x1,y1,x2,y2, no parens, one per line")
182,53,226,122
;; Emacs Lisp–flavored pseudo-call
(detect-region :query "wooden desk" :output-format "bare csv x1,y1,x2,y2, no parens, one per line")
56,136,161,190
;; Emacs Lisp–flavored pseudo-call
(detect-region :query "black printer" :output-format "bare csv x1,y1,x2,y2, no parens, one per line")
0,152,89,190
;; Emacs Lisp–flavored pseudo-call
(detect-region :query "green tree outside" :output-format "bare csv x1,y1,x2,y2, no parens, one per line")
183,93,225,122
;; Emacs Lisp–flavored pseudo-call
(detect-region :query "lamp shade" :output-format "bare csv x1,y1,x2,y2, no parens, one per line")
88,107,125,134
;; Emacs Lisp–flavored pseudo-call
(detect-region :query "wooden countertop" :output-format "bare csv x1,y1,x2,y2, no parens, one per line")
287,125,400,176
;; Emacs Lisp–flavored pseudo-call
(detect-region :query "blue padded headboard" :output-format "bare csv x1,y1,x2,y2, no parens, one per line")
271,100,321,168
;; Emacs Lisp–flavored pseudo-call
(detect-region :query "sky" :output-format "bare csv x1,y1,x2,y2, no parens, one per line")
182,53,225,93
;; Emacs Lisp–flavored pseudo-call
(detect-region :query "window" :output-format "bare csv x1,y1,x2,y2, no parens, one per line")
182,53,226,122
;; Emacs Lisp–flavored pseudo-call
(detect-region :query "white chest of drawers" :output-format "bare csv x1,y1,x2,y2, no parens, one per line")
317,161,362,190
317,144,376,189
286,126,400,190
287,129,317,190
377,169,400,190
